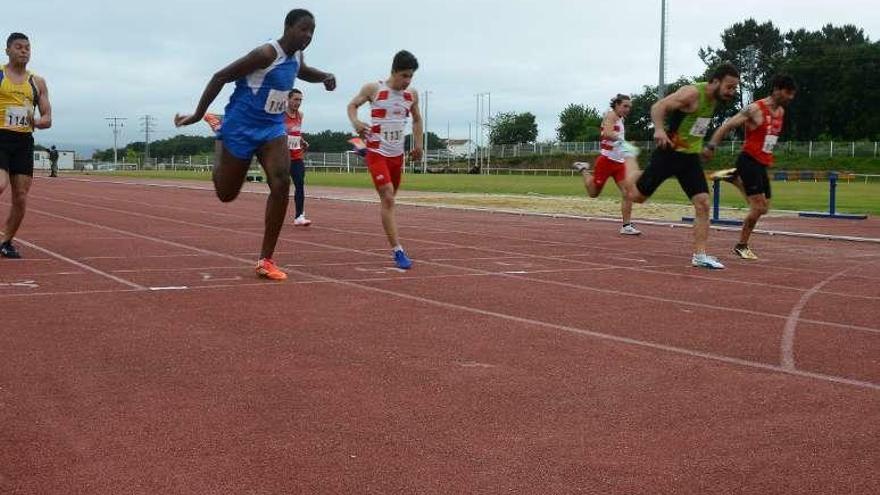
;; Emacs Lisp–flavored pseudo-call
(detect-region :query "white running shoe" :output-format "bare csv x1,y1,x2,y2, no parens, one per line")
571,161,592,173
293,214,312,227
692,253,725,269
619,224,642,235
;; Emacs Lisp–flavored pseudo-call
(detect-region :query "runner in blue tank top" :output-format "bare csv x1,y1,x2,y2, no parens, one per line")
175,9,335,281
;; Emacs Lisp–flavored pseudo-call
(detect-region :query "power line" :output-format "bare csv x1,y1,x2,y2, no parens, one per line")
105,116,127,165
140,115,156,164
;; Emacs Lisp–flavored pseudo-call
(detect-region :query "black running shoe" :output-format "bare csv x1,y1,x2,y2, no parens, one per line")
0,241,21,259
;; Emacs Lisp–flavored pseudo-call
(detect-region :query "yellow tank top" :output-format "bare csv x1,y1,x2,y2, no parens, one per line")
0,65,39,133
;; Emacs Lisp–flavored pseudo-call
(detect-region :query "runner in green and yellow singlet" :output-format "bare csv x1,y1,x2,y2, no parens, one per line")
627,63,739,270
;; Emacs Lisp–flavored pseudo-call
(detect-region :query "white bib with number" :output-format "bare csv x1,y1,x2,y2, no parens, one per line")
762,134,778,154
4,106,29,128
264,89,288,114
689,117,711,137
288,135,302,150
381,122,405,144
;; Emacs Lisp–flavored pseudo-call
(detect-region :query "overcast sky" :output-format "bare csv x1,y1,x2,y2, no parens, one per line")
6,0,879,155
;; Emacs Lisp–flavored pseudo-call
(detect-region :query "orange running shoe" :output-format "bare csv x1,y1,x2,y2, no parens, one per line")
256,258,288,281
203,113,223,133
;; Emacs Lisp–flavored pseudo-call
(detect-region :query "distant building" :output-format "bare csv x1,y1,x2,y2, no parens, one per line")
442,139,473,157
34,150,75,170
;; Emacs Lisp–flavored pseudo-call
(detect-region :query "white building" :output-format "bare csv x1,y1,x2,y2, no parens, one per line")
443,139,473,158
34,150,75,170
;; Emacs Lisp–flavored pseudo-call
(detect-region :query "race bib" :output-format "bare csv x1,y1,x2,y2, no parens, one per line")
762,135,778,154
381,122,405,144
264,89,288,114
689,117,711,137
4,106,29,128
288,135,302,150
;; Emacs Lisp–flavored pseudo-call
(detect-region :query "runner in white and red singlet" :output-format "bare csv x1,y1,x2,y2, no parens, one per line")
571,94,641,235
347,50,423,270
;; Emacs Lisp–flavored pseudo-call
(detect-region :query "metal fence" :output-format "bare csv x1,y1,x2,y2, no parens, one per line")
86,139,879,174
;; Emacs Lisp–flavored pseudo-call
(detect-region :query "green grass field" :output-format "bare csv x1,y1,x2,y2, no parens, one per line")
83,170,879,215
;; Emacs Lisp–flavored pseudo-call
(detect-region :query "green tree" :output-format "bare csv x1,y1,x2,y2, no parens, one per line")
404,131,444,150
699,19,785,107
626,77,693,141
778,25,879,140
489,112,538,145
556,104,602,142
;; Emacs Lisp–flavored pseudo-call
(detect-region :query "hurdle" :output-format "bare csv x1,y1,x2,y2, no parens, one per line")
682,177,743,226
798,172,868,220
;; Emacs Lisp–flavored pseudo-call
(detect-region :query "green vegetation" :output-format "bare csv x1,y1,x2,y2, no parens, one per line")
83,169,879,215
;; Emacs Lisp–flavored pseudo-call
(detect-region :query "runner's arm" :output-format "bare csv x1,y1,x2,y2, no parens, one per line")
347,82,378,137
33,76,52,129
174,45,275,127
707,104,759,148
651,85,698,148
410,89,423,161
298,55,336,90
600,110,620,141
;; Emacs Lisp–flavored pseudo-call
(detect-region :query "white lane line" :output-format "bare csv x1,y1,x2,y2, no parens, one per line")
6,235,145,290
27,197,880,336
780,261,876,369
45,185,880,290
25,198,880,391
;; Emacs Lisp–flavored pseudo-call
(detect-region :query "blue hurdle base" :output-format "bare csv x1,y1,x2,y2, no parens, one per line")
798,212,868,220
682,216,744,226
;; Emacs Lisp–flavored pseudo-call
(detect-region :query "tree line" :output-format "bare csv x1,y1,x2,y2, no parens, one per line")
544,21,879,144
93,131,446,161
93,20,878,159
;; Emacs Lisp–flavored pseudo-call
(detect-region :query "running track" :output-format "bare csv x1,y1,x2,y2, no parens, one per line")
1,177,878,494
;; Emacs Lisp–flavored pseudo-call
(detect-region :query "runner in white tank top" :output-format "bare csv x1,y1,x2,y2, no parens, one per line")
348,51,423,270
571,94,641,235
366,80,414,158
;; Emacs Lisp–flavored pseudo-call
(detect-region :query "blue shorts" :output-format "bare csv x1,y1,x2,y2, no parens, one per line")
217,116,286,161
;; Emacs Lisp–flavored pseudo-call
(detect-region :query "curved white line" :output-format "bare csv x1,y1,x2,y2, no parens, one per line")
781,262,875,369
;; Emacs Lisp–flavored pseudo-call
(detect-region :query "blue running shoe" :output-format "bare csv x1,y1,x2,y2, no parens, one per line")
394,249,413,270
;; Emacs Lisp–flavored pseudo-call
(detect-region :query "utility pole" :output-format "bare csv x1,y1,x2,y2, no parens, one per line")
140,115,156,167
422,90,430,173
658,0,668,97
475,92,490,174
105,116,127,166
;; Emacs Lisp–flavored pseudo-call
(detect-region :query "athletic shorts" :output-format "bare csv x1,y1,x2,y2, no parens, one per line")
0,130,34,177
217,116,286,161
366,151,403,190
593,155,627,188
636,148,708,199
735,152,772,199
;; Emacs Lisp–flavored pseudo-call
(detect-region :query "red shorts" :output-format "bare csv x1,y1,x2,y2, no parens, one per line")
593,155,627,188
366,151,403,190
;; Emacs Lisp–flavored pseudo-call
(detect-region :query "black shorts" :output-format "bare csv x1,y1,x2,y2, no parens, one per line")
0,130,35,177
735,152,772,199
636,148,708,199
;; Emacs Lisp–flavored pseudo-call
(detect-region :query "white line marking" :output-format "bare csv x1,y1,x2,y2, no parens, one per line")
28,197,880,336
8,236,145,290
780,262,875,369
200,273,242,282
149,286,189,291
0,280,39,289
26,195,880,391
